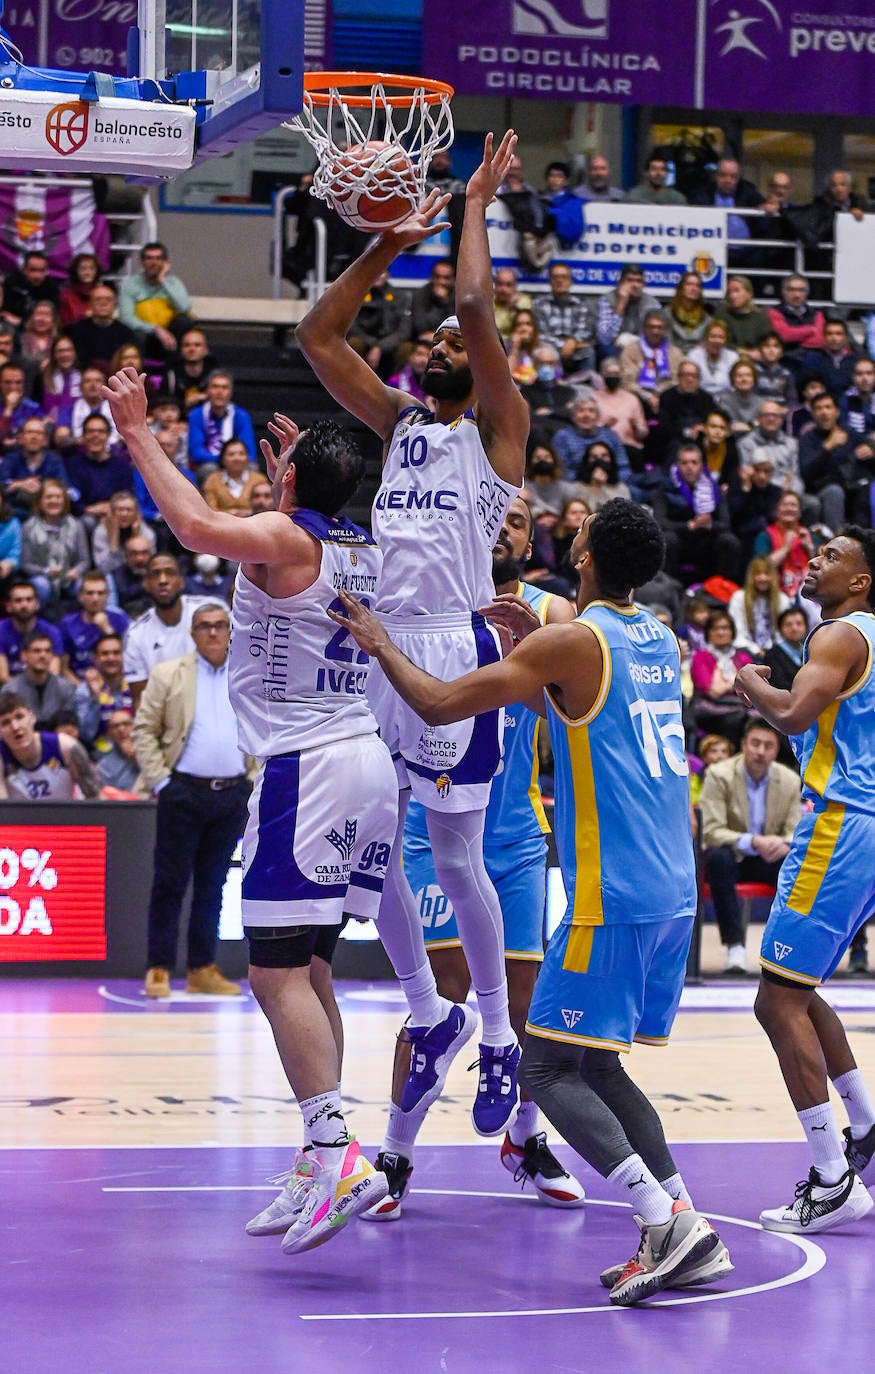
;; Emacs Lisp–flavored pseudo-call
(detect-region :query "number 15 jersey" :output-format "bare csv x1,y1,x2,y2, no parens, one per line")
546,600,696,927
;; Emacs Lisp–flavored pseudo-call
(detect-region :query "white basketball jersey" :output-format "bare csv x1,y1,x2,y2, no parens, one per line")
0,732,75,801
373,405,520,622
228,510,381,758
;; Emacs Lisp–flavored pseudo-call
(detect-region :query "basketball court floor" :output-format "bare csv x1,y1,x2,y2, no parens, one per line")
4,929,874,1374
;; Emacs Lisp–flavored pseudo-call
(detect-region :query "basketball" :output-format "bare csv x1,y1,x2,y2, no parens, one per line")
327,139,419,231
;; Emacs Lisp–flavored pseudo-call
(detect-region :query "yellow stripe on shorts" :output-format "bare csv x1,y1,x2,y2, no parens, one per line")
787,801,845,916
563,924,594,973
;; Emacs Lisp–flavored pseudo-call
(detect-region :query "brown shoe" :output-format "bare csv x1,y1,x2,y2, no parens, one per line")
145,967,171,998
186,963,241,996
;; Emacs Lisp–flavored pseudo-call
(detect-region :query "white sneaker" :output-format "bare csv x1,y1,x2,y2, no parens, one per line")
245,1150,316,1236
281,1138,389,1255
760,1165,874,1233
609,1201,723,1306
724,943,748,974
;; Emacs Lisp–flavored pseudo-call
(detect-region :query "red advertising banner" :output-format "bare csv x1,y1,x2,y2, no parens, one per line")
0,826,107,961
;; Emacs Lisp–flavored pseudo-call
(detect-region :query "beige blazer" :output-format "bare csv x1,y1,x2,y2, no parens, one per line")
700,753,801,858
133,651,258,793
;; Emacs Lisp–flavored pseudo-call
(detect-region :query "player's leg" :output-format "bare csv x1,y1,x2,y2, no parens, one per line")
185,780,248,994
808,993,875,1184
309,918,349,1075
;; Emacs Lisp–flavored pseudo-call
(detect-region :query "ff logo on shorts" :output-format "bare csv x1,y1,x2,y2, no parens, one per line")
773,942,793,962
435,773,452,799
561,1008,583,1030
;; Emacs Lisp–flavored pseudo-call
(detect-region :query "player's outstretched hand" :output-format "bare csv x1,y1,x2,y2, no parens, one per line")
260,412,301,479
735,661,771,707
479,592,541,643
327,591,392,657
382,188,452,249
101,366,149,435
466,130,517,205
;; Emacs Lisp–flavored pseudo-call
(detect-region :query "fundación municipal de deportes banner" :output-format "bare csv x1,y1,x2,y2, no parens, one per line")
423,0,875,117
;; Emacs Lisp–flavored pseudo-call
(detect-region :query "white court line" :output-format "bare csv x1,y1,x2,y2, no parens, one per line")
97,986,254,1009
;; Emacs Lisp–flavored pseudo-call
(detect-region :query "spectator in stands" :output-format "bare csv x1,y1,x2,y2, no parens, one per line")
74,633,133,754
422,149,466,263
0,417,67,519
58,253,102,329
550,496,591,586
522,440,575,516
506,309,539,387
496,151,549,268
0,491,21,590
595,357,649,461
111,343,160,398
539,160,585,254
761,606,808,692
122,552,212,709
60,365,119,445
573,152,624,203
664,270,712,353
798,391,852,532
347,268,412,376
492,267,532,338
187,371,256,479
185,553,234,604
700,716,801,973
0,578,62,681
147,395,188,472
572,440,631,511
726,556,791,657
0,322,15,368
2,252,60,326
96,707,140,791
552,394,629,482
619,310,683,417
18,301,59,372
409,259,454,341
687,320,739,394
754,332,797,407
387,338,430,402
738,400,806,502
625,153,687,206
0,361,43,452
19,478,89,606
519,343,576,433
111,534,153,614
766,274,825,362
718,358,761,435
91,491,155,575
1,629,76,727
690,609,754,749
714,276,770,361
698,408,740,485
202,438,264,516
689,732,734,807
60,571,129,680
839,356,875,523
248,479,274,514
653,359,715,453
727,452,783,563
753,491,818,600
68,283,138,375
789,169,867,257
596,264,661,355
654,442,740,584
840,355,875,437
692,159,764,266
788,375,828,439
799,317,860,399
168,328,219,412
37,336,82,430
117,241,194,357
64,414,133,521
533,261,596,378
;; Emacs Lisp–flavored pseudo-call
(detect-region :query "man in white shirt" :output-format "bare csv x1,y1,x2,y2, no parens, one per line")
123,553,210,708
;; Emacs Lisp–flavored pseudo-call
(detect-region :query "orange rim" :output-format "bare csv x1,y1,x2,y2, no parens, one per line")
302,71,454,109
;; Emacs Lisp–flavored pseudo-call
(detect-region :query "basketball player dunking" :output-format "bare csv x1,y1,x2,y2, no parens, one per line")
297,131,530,1142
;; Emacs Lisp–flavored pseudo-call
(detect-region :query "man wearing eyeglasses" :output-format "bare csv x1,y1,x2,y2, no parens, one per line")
133,600,256,998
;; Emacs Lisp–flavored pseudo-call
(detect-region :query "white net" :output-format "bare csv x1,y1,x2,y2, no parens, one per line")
286,76,454,210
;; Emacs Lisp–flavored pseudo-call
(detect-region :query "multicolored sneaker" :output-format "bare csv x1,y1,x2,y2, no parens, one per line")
245,1149,316,1236
843,1123,875,1187
361,1150,413,1222
280,1139,389,1255
600,1235,733,1290
759,1165,874,1233
470,1041,521,1137
609,1202,721,1307
500,1132,586,1208
400,1003,478,1114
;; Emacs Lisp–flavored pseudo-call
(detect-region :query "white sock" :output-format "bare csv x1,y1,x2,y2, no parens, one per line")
660,1171,693,1208
400,964,450,1029
608,1154,674,1225
798,1102,847,1184
299,1090,348,1162
383,1101,427,1164
427,808,514,1045
509,1098,539,1147
832,1069,875,1136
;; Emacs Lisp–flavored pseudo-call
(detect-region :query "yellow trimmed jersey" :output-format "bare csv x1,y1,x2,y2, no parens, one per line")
792,611,875,812
545,600,696,926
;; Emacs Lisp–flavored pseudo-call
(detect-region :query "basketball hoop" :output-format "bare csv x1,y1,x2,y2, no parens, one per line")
286,71,454,214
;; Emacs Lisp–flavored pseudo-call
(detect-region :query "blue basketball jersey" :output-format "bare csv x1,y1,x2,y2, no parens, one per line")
792,611,875,813
545,600,696,927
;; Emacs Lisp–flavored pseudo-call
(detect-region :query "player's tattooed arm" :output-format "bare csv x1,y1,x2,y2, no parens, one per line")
63,739,104,799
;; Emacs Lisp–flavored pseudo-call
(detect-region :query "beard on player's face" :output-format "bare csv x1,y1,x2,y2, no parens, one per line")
422,360,474,401
492,549,524,588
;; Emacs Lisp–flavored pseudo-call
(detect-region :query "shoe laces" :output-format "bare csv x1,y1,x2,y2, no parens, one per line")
791,1167,848,1225
509,1132,566,1189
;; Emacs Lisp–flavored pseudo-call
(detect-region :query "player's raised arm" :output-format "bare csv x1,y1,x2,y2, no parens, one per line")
456,132,529,487
736,619,868,735
295,190,451,441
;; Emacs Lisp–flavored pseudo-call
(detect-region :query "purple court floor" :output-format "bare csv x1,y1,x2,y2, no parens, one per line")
2,1140,873,1373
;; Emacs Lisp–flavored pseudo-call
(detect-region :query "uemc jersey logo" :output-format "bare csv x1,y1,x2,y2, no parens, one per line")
374,489,458,512
513,0,608,39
